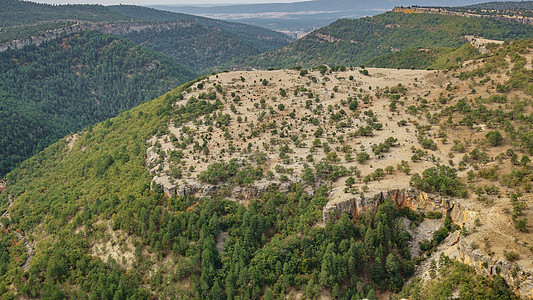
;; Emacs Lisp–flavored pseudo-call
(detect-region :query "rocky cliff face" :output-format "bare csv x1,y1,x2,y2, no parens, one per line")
322,187,532,298
88,21,194,36
0,21,194,53
456,242,533,299
0,24,83,52
150,174,294,203
393,6,533,25
322,188,459,223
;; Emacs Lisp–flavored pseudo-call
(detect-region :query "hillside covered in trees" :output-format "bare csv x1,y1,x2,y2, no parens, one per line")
0,0,132,26
366,43,482,70
0,1,293,73
109,5,292,72
230,11,533,70
0,30,196,177
1,37,532,298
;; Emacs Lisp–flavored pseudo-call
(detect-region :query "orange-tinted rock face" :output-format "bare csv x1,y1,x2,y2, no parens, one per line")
323,188,464,224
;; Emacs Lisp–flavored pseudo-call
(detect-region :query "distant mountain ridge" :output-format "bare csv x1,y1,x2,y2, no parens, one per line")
151,0,491,33
109,5,293,72
229,10,533,70
465,1,533,10
393,4,533,25
0,0,293,72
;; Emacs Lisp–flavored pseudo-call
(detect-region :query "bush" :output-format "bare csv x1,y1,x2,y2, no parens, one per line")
345,177,355,187
356,152,370,164
515,218,528,232
485,130,503,146
349,101,358,111
433,227,449,244
426,211,442,219
503,250,520,262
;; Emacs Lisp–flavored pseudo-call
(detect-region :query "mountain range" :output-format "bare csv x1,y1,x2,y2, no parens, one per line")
228,10,533,69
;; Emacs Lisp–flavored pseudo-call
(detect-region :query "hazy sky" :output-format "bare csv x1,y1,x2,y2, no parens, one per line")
33,0,307,5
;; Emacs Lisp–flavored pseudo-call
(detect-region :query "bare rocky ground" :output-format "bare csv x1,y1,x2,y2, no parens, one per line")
141,40,533,297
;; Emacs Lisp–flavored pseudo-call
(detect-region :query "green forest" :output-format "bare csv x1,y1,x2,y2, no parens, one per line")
119,24,288,73
108,4,294,50
230,11,533,70
0,0,132,26
0,30,196,177
0,1,292,74
366,43,481,70
109,5,292,72
450,1,533,18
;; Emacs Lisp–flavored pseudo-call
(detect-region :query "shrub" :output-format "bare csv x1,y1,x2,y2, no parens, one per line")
349,101,358,111
485,130,503,146
345,177,355,187
356,152,370,164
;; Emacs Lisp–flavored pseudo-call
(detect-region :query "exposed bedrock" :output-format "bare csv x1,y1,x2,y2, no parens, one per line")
456,243,533,299
321,188,532,298
150,175,296,201
322,188,465,224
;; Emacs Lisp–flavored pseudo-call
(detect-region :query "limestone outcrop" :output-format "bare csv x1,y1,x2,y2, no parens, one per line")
0,21,194,53
455,242,533,299
322,188,460,223
0,24,83,52
150,173,293,202
322,188,532,297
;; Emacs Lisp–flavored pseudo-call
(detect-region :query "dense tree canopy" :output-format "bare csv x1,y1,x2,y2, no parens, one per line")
0,30,196,177
230,11,533,70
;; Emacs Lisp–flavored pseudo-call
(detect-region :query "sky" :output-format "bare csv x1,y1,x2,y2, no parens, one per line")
33,0,307,5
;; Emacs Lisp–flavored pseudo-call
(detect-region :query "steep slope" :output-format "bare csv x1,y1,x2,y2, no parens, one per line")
455,1,533,16
230,11,533,70
466,1,533,9
109,5,293,53
0,1,293,73
109,5,293,72
2,39,532,298
0,30,196,177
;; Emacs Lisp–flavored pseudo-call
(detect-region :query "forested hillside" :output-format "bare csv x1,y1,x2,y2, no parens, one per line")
0,0,132,26
366,43,481,70
461,1,533,14
0,1,293,73
109,5,292,53
230,11,533,70
0,30,196,177
117,24,280,72
110,6,292,72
